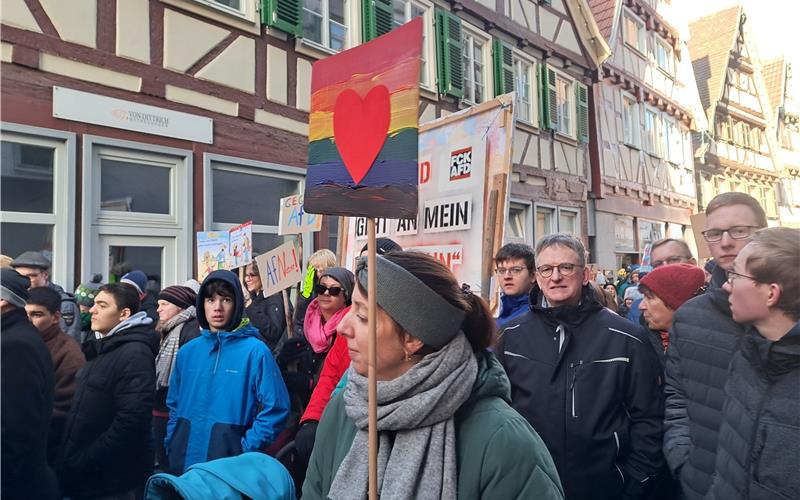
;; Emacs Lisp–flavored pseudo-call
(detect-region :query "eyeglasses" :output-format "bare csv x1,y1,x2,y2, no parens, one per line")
536,263,582,278
726,270,759,285
495,266,527,276
244,272,259,278
652,256,690,268
315,284,343,297
702,225,759,243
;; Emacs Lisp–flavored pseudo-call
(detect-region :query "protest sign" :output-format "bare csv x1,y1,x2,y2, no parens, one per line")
278,194,323,235
341,95,515,295
303,19,422,219
254,240,303,298
229,221,253,269
197,231,229,282
689,213,711,260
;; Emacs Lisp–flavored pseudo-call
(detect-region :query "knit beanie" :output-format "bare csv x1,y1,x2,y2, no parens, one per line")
639,263,706,311
158,285,198,310
320,267,355,305
74,274,103,307
121,270,148,294
1,268,31,308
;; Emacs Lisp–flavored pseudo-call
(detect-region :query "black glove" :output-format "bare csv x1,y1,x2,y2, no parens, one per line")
295,420,319,459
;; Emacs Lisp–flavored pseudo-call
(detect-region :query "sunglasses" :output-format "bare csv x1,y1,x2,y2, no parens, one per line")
315,284,344,297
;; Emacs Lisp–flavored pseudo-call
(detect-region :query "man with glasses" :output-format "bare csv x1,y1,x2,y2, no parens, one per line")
497,233,663,500
494,243,536,330
663,192,768,500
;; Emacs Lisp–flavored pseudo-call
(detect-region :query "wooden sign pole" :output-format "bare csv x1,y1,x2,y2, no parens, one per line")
367,217,378,500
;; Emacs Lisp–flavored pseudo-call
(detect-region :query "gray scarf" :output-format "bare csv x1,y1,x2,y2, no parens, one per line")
155,306,195,389
329,333,478,500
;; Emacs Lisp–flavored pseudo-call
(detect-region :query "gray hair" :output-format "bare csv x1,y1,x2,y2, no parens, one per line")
650,238,693,259
535,233,586,267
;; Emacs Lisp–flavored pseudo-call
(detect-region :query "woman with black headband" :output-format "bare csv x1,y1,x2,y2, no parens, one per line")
302,251,563,499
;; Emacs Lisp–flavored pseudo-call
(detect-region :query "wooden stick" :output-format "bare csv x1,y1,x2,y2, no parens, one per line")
481,189,499,300
281,289,293,339
367,218,378,500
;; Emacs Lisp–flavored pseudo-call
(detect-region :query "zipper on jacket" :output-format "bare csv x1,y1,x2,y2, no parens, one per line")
613,431,620,457
569,360,583,418
213,334,222,374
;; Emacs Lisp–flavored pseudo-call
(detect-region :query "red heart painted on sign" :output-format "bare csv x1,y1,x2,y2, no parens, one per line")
333,85,391,184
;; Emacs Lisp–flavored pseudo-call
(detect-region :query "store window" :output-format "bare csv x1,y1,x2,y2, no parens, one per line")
100,159,171,214
205,154,305,255
303,0,348,51
1,124,75,288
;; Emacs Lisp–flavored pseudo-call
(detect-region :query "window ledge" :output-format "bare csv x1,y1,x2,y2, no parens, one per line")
645,151,663,160
623,141,641,151
515,120,539,135
656,66,674,80
624,43,647,60
160,0,260,35
294,39,341,60
554,132,578,146
420,86,438,102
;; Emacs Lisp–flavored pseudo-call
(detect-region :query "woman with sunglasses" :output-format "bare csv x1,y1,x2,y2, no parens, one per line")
302,252,563,499
243,257,289,351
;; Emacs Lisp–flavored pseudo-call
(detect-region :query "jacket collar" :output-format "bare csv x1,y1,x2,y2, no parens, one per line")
96,311,153,340
743,322,800,377
40,322,62,343
499,293,529,319
528,283,604,330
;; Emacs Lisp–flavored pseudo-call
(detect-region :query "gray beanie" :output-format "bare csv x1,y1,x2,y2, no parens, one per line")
320,267,355,305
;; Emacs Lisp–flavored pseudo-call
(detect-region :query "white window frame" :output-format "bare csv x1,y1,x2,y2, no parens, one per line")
392,0,435,91
556,207,580,235
512,50,536,126
81,136,193,288
301,0,356,54
664,117,681,164
553,70,575,137
203,153,313,254
623,9,646,54
461,23,492,105
622,93,640,148
534,203,557,241
1,123,76,289
654,35,673,75
506,199,533,245
190,0,256,20
644,107,661,157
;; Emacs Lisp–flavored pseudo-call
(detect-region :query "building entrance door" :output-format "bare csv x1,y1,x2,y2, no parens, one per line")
98,235,176,294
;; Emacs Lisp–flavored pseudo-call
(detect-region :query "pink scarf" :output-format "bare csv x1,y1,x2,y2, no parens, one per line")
304,299,350,354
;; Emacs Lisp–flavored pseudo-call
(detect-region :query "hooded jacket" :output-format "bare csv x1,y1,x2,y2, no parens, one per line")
1,308,59,500
165,270,290,474
496,292,530,331
706,323,800,500
58,311,158,498
303,351,564,499
496,284,664,500
662,266,747,500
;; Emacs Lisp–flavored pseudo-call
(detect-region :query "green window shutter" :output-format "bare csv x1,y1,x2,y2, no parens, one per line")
538,63,549,129
435,9,463,98
492,39,514,97
362,0,393,42
262,0,302,36
547,66,558,130
576,82,589,142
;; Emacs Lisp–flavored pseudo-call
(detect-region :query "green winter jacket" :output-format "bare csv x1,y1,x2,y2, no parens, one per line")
302,351,564,499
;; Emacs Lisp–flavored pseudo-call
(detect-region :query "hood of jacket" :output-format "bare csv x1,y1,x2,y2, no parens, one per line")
458,350,512,414
85,312,158,360
99,310,153,339
196,270,245,331
742,321,800,377
528,283,604,330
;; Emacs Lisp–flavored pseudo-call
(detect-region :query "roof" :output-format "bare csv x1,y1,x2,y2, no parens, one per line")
565,0,613,67
761,56,786,115
687,5,742,122
586,0,618,42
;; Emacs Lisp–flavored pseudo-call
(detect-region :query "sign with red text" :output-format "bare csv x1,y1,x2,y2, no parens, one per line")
278,194,323,235
341,95,515,292
255,241,303,297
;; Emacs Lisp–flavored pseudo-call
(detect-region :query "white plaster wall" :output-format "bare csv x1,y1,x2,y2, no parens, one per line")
2,0,42,32
116,0,150,63
266,45,288,104
39,0,96,48
196,36,256,93
163,10,228,73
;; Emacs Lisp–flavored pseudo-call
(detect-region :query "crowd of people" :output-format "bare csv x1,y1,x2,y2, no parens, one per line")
1,191,798,500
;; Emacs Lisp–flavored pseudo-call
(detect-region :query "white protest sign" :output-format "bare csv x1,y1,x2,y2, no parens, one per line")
279,194,323,235
255,241,303,297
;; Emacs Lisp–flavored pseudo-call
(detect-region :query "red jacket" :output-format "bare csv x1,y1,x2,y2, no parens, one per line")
301,334,349,423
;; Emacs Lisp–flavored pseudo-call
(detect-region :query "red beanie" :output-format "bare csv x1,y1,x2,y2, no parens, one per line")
639,263,706,311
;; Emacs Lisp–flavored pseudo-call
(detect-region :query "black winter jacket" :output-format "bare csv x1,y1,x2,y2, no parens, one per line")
662,269,746,500
58,312,158,498
496,285,664,500
1,308,59,500
246,291,288,351
706,323,800,500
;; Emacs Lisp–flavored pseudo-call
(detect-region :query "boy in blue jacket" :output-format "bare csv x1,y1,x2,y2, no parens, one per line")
165,270,290,474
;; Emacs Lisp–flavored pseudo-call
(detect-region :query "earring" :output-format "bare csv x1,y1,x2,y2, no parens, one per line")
404,350,411,362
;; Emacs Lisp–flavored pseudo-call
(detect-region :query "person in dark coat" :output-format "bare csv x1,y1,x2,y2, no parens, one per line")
121,269,159,323
1,269,60,500
496,233,664,500
243,258,289,351
152,281,201,472
663,193,768,500
706,227,800,500
74,274,103,344
25,287,86,464
57,283,158,499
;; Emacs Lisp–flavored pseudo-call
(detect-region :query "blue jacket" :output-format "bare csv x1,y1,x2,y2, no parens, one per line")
165,270,290,474
145,452,295,500
496,293,530,331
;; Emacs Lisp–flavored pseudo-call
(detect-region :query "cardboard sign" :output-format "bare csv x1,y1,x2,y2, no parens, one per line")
304,19,423,219
689,213,712,260
197,231,230,282
255,241,303,297
341,95,515,292
278,194,323,235
229,221,253,269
